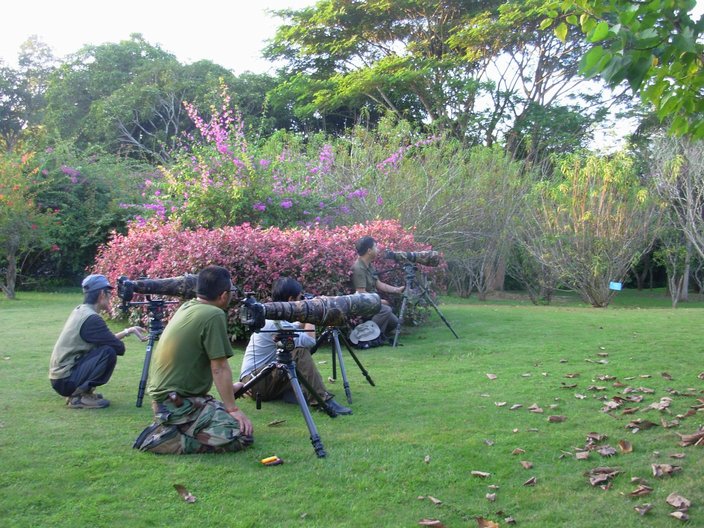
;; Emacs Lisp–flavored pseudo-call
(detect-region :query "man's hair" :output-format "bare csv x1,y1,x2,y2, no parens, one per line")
356,236,376,256
196,265,232,301
272,277,303,302
84,288,109,305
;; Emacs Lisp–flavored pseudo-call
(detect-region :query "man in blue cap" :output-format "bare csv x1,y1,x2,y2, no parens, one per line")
49,274,147,408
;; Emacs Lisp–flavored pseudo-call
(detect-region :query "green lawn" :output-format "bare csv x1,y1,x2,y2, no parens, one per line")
1,290,702,527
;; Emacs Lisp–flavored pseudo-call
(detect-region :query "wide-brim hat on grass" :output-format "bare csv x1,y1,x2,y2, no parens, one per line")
348,320,381,344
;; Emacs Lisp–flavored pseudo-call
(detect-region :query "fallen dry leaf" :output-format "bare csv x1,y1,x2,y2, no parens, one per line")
548,415,567,423
523,476,537,486
628,484,653,497
586,385,607,391
488,484,500,490
560,382,578,389
621,407,639,415
486,373,497,380
670,511,689,521
528,403,544,413
698,372,704,380
661,372,673,380
670,453,686,459
424,455,431,463
565,373,580,378
512,448,525,455
676,428,704,447
173,484,196,503
418,519,445,527
651,464,682,478
575,451,590,460
495,401,507,407
471,471,491,478
510,404,523,411
661,418,680,429
476,517,500,528
639,374,652,378
267,419,286,427
597,446,617,457
634,503,653,516
586,432,607,443
597,374,616,381
428,496,442,505
486,493,497,502
520,460,533,469
618,440,633,453
585,466,620,486
505,516,517,524
625,419,658,432
575,393,586,399
666,493,691,510
484,439,494,446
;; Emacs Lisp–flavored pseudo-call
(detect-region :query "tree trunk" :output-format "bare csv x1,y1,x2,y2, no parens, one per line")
3,247,17,299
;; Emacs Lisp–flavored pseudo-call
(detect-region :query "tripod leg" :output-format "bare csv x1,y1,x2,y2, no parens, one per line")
136,335,156,407
283,362,328,458
420,286,459,339
331,330,352,404
392,294,409,348
340,334,375,387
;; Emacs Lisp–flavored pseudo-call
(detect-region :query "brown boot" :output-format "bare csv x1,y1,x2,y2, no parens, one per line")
66,392,110,409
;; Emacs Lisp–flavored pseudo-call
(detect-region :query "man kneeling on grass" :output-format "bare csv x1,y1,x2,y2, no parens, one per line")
133,265,254,454
49,274,147,409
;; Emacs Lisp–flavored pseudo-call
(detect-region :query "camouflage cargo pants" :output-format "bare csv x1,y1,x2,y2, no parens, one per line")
133,395,253,454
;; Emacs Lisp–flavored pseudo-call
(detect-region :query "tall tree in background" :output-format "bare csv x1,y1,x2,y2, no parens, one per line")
44,35,236,162
266,0,623,164
0,36,57,152
265,0,502,136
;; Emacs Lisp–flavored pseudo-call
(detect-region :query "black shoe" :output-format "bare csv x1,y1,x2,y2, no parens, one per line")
325,398,352,415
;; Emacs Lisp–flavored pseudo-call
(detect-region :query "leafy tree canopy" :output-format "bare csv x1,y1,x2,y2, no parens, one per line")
544,0,704,138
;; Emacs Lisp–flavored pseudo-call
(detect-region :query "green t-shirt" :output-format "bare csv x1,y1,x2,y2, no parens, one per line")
148,299,233,402
351,257,378,293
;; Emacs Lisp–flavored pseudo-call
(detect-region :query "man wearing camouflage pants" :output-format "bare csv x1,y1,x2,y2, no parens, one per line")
133,265,253,454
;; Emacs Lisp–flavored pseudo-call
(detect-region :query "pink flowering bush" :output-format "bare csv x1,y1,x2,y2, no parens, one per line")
93,219,444,338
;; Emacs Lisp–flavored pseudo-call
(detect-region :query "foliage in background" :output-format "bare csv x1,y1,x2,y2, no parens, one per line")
0,146,56,298
519,153,660,307
30,141,152,283
91,219,439,339
545,0,703,138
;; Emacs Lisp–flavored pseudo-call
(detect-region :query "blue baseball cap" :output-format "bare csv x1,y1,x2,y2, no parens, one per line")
81,274,113,293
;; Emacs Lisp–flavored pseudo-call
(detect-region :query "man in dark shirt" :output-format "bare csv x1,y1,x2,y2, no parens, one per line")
49,274,146,409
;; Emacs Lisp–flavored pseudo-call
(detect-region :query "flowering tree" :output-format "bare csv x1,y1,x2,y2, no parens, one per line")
520,153,659,307
0,148,56,298
139,83,371,229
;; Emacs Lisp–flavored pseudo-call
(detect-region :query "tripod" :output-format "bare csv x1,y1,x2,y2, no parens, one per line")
234,330,336,458
392,263,459,347
311,327,375,404
132,297,178,407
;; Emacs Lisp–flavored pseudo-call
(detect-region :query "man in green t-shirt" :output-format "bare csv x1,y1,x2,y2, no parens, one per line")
134,266,253,454
351,236,405,342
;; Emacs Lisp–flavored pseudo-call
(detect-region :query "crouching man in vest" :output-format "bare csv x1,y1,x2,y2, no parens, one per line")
49,274,147,409
133,265,254,454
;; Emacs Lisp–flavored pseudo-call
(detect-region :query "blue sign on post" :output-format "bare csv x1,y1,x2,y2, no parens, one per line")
609,282,622,291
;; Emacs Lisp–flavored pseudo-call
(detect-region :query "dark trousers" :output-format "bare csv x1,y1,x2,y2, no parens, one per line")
51,346,117,397
241,347,330,404
373,303,398,338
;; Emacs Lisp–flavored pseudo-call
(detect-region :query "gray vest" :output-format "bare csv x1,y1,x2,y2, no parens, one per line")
49,304,97,379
